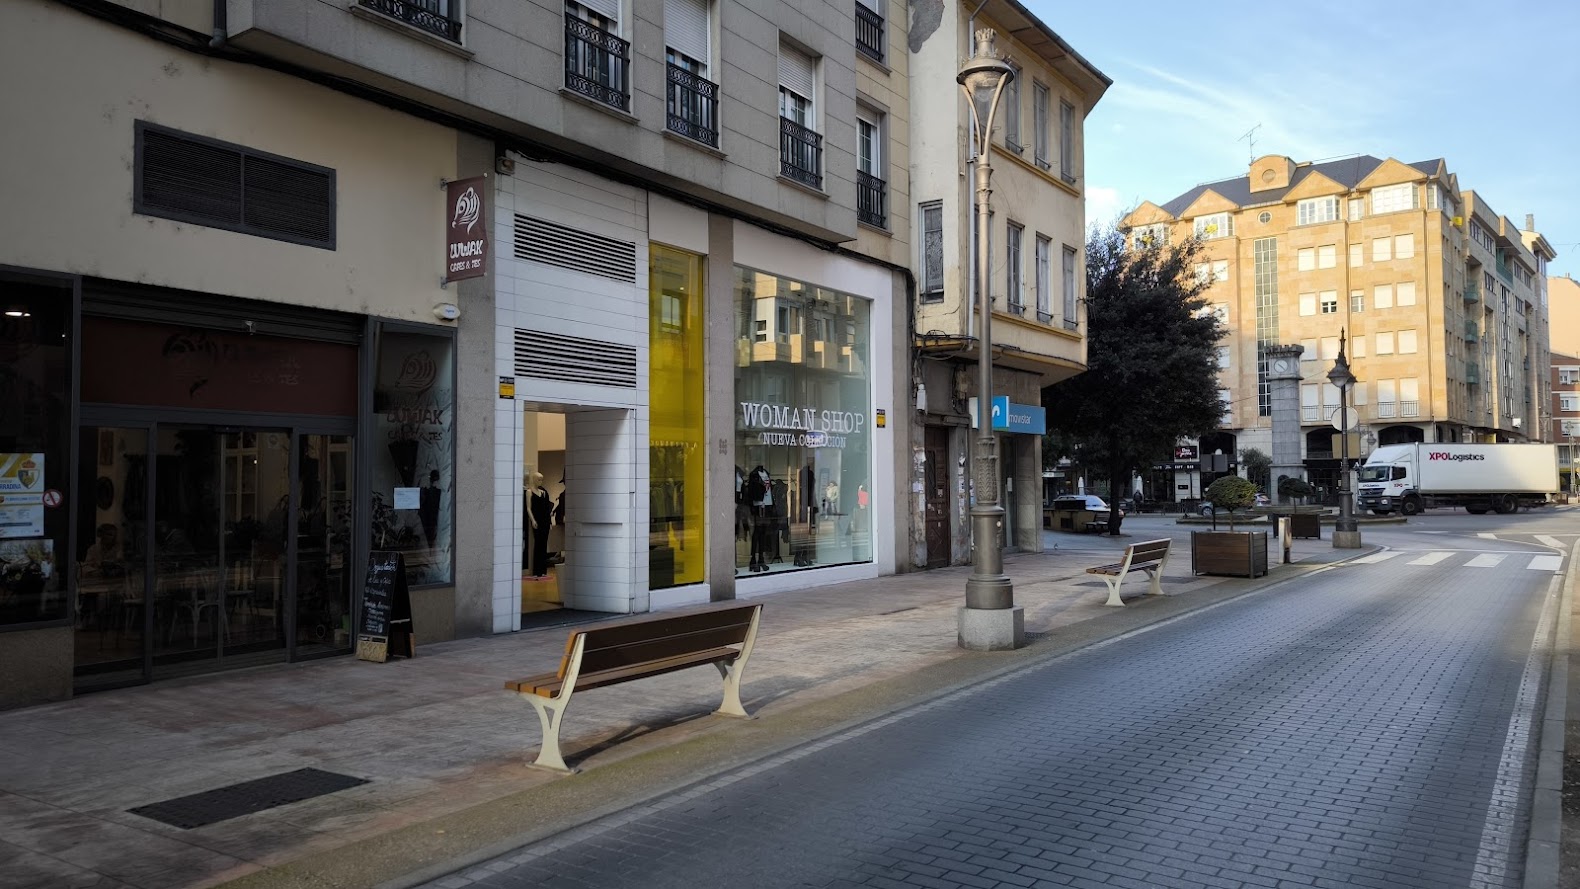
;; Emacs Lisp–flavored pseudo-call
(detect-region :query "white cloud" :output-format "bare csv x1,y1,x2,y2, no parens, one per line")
1084,186,1126,230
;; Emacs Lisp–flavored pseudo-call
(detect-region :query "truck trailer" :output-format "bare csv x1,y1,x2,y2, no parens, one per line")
1355,443,1559,516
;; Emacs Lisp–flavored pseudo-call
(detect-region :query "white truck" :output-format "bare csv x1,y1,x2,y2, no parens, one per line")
1355,443,1559,516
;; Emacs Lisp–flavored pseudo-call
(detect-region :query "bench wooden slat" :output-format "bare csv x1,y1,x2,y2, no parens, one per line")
511,646,741,698
1087,539,1172,607
578,624,753,675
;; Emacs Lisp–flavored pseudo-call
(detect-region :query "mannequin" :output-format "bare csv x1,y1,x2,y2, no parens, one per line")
524,470,552,577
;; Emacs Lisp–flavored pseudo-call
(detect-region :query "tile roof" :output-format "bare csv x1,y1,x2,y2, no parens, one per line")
1158,156,1446,218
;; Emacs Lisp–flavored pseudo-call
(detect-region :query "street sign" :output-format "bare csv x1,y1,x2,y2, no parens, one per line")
1329,407,1356,431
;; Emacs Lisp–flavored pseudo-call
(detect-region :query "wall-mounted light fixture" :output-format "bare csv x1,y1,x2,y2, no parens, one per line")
433,302,461,321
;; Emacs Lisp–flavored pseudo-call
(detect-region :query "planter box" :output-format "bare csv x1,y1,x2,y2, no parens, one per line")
1191,530,1269,578
1271,512,1321,539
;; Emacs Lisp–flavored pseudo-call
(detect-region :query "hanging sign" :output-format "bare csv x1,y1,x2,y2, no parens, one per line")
357,551,414,663
444,176,488,282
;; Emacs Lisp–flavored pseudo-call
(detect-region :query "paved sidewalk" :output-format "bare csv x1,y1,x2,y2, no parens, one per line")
0,523,1354,889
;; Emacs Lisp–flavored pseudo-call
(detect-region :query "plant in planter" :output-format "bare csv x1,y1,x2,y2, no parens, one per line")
1204,475,1257,530
1278,475,1316,506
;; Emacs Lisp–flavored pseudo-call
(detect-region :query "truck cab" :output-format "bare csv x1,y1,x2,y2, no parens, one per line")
1356,445,1416,515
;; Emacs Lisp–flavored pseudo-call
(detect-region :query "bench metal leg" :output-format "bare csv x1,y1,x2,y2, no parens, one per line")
713,604,761,718
522,693,575,773
1147,550,1170,596
1102,575,1126,607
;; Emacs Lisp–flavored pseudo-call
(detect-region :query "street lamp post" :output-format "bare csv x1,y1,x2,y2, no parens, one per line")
1328,329,1362,548
957,30,1021,650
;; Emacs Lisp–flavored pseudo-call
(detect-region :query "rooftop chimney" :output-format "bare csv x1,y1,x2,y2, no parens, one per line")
1526,213,1535,231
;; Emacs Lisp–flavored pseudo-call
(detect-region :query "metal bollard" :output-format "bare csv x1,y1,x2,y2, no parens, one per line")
1279,517,1292,564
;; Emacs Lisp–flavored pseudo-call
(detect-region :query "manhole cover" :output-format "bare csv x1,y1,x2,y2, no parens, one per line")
128,768,368,829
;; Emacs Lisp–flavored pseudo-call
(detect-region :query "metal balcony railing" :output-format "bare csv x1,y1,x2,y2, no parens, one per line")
1465,319,1478,342
666,64,719,147
857,170,886,228
564,17,630,112
855,3,884,63
780,117,823,189
358,0,462,41
1301,405,1320,422
1401,400,1420,418
1378,401,1398,418
1467,363,1481,385
1465,282,1479,302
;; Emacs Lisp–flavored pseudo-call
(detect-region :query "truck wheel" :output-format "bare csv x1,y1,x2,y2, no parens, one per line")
1401,498,1422,516
1495,494,1517,514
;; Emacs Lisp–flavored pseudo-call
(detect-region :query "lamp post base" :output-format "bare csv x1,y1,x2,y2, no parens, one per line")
1332,529,1364,549
958,605,1024,651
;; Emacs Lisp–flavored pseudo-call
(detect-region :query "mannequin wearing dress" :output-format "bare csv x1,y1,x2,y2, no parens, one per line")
524,470,552,577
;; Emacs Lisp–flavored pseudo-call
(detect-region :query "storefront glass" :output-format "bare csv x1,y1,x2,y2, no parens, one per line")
649,246,705,589
0,273,71,627
371,327,456,586
733,266,871,577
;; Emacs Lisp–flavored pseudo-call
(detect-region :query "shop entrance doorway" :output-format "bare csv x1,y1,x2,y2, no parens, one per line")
73,424,355,690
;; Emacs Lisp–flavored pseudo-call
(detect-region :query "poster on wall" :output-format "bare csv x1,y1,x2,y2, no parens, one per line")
0,539,55,618
0,495,45,539
0,454,45,494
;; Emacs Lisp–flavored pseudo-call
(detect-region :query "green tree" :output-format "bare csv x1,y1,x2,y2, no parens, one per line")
1043,224,1226,533
1204,475,1257,531
1239,447,1272,493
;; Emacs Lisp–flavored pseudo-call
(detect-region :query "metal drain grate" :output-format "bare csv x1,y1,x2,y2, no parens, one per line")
128,768,368,829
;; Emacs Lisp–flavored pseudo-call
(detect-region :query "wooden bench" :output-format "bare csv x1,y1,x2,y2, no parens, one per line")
1085,538,1172,607
504,603,762,772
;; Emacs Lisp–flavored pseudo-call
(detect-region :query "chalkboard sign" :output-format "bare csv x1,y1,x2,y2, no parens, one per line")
356,550,414,663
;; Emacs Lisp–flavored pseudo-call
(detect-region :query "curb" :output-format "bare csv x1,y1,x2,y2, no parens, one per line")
213,545,1383,889
1526,537,1577,888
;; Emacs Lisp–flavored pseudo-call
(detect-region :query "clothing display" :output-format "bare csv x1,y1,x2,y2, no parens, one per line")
525,485,552,577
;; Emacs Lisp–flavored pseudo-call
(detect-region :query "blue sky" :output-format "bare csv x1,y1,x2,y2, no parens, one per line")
1027,1,1580,278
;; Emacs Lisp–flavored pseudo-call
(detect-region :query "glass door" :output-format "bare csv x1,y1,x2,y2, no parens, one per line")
295,434,355,657
73,426,150,691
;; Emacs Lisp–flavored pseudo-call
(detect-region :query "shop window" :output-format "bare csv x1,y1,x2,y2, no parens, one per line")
734,266,871,577
0,272,72,628
649,246,706,589
371,326,456,585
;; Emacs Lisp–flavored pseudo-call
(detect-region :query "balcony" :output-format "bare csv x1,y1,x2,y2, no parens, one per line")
1301,405,1320,422
779,116,823,190
1464,282,1479,303
1467,362,1481,385
857,170,886,228
357,0,462,42
666,64,719,148
1401,400,1420,418
1464,319,1478,343
1378,401,1397,418
855,2,885,63
564,17,630,112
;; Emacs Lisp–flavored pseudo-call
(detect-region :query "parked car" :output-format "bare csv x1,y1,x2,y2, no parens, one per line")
1053,494,1123,517
1198,493,1271,516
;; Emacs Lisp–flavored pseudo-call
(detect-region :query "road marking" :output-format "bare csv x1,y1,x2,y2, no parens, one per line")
1352,551,1403,564
1465,554,1507,568
1528,555,1563,571
1478,533,1498,540
1537,535,1565,548
1408,552,1454,566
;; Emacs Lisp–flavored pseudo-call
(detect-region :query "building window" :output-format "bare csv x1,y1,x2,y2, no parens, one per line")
1320,336,1340,361
565,0,631,112
1398,329,1418,354
1352,335,1366,358
1394,233,1415,260
733,266,871,577
1349,243,1363,267
1003,63,1022,151
1376,332,1395,355
1373,237,1394,262
1318,244,1336,269
649,245,706,588
1375,284,1393,309
1059,100,1075,182
1062,245,1078,330
1559,394,1578,412
1320,291,1338,314
1194,213,1232,240
1560,368,1577,385
1217,346,1231,369
1254,237,1279,416
1351,290,1364,313
1006,222,1024,313
854,0,884,63
920,202,943,302
1131,224,1169,249
778,44,821,189
1298,292,1316,316
1371,183,1417,215
1213,260,1229,281
856,114,886,228
1396,281,1416,306
1348,198,1363,221
665,0,717,147
1035,235,1051,322
372,326,457,585
358,0,464,41
1297,197,1338,225
1032,82,1050,170
1298,248,1315,272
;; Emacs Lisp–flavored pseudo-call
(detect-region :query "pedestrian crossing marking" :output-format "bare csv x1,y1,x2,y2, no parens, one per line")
1465,554,1507,568
1354,551,1403,564
1529,555,1563,571
1477,533,1498,540
1537,535,1565,548
1408,552,1454,566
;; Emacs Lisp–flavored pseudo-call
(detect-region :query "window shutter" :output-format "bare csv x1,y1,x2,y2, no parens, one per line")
579,0,620,22
778,45,814,100
664,0,709,64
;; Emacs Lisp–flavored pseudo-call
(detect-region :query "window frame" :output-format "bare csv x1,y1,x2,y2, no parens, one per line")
1005,221,1024,313
1061,244,1078,330
919,201,944,302
1032,81,1051,170
1296,196,1338,226
1035,234,1052,322
1058,99,1075,182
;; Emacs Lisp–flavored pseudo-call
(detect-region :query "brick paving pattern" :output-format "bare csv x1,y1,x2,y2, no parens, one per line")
442,555,1550,889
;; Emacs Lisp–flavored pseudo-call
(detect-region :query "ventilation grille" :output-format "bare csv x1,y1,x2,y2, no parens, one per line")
515,328,638,388
136,122,336,250
513,215,637,282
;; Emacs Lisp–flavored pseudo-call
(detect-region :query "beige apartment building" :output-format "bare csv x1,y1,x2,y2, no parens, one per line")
1551,275,1580,491
0,0,917,707
908,1,1108,568
1123,154,1555,500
